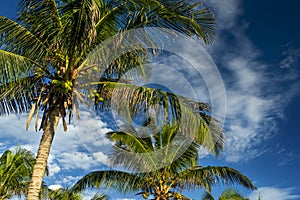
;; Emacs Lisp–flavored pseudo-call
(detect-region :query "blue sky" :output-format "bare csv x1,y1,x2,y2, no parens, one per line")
0,0,300,200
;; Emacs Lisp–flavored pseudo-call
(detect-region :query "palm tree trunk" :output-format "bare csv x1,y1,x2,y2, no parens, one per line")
27,107,61,200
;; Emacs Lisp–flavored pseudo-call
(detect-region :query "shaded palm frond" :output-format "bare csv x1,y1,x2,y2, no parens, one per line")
0,76,42,115
60,0,101,64
0,49,47,83
17,0,62,49
0,16,49,62
202,190,214,200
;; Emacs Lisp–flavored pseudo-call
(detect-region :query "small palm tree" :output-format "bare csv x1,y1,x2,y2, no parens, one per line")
202,188,253,200
46,187,82,200
218,189,250,200
0,1,217,198
0,148,35,199
72,125,256,199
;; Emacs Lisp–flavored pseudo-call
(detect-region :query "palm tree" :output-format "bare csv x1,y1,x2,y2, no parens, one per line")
0,0,217,199
72,125,256,199
0,148,35,199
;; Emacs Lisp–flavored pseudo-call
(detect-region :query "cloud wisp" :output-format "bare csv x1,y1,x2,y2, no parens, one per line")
248,187,300,200
202,0,300,162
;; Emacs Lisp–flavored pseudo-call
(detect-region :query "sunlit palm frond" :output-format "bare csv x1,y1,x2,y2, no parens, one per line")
219,188,250,200
178,97,224,156
47,187,82,200
0,148,35,198
177,166,257,191
72,171,145,193
90,192,110,200
119,0,216,44
106,129,158,172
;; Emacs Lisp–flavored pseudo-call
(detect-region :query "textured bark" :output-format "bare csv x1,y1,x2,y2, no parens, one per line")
27,107,60,200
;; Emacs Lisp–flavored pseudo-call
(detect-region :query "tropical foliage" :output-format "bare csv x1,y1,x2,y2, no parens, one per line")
72,125,256,199
45,187,82,200
0,148,35,199
0,0,217,198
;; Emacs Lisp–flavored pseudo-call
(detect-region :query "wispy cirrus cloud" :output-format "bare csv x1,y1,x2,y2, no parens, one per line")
201,0,300,163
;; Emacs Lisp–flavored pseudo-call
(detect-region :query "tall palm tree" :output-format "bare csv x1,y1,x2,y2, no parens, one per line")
0,0,217,199
72,125,256,199
0,148,35,199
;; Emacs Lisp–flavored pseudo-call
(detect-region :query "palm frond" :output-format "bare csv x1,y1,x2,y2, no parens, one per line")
72,170,145,193
47,187,82,200
177,166,256,191
0,16,49,61
219,188,250,200
60,0,100,64
202,190,214,200
90,192,110,200
0,49,47,83
0,76,42,115
106,129,158,172
117,0,216,44
17,0,62,48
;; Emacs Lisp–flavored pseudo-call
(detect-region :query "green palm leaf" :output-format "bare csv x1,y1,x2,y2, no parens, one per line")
0,17,49,61
177,166,257,191
72,171,145,193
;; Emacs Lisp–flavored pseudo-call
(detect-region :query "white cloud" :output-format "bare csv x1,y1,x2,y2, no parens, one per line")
48,184,63,190
203,0,243,30
248,187,300,200
54,175,83,186
57,151,100,170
